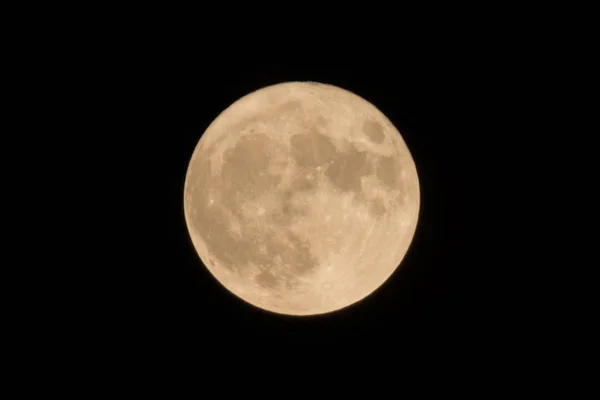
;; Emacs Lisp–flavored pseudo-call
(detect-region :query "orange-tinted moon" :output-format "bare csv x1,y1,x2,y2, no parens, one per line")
184,81,420,316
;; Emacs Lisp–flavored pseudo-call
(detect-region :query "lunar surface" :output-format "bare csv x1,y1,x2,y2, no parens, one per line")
183,81,420,316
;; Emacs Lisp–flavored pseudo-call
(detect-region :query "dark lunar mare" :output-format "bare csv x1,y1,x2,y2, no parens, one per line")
185,101,407,292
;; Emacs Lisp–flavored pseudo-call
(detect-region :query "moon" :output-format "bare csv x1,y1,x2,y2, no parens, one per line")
183,81,420,316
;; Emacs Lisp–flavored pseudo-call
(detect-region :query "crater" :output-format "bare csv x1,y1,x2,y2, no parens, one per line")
362,119,385,144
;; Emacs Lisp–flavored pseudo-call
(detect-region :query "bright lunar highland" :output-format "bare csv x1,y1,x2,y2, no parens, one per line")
184,81,420,316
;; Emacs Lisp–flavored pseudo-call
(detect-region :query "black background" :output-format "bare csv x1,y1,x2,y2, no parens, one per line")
12,5,589,385
87,38,547,362
111,60,517,350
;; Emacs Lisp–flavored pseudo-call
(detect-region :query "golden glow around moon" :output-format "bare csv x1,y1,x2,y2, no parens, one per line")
183,81,420,316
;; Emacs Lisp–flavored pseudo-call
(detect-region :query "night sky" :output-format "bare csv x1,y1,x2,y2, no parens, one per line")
21,6,578,381
104,54,536,359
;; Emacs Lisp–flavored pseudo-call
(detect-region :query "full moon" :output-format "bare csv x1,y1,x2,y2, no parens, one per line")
184,81,420,316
